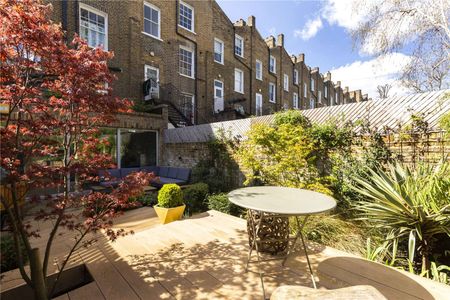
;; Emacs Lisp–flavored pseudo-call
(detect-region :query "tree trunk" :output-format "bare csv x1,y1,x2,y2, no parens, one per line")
421,239,430,274
30,248,48,300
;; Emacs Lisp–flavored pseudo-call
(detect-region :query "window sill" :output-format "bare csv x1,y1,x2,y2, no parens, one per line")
178,25,196,34
214,60,224,65
141,31,163,42
256,78,263,81
234,90,244,94
179,73,195,80
269,100,276,104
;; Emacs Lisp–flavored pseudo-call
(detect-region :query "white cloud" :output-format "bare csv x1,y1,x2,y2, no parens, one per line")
294,17,323,40
321,0,369,31
329,53,412,99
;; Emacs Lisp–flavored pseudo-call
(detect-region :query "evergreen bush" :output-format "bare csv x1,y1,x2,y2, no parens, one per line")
157,184,184,208
183,182,209,213
207,193,242,216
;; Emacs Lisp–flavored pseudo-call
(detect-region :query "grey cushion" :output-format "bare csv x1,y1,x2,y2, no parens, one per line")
159,166,169,177
176,168,190,182
167,167,178,179
158,177,185,185
141,166,159,176
120,167,140,178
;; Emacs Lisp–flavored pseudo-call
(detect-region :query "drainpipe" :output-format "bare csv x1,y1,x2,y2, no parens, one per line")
175,0,198,125
74,0,79,35
61,0,68,35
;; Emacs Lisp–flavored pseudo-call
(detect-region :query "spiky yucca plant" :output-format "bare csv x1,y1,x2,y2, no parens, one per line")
353,161,450,273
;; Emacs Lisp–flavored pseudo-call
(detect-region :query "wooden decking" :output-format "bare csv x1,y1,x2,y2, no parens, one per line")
1,207,449,299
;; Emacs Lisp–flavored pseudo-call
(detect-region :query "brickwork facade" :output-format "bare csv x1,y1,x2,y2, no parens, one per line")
47,0,370,126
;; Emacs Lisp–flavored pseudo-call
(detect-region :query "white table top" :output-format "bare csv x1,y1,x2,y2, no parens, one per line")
228,186,336,215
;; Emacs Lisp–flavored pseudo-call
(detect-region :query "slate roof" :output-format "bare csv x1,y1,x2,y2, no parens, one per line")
163,90,450,144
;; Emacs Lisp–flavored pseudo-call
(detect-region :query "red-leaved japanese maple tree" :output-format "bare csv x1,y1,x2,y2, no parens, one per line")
0,1,153,299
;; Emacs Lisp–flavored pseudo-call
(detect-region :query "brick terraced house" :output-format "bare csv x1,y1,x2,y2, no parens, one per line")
47,0,370,127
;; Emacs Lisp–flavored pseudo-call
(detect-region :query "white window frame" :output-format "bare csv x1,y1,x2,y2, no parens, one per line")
324,86,328,98
255,93,263,116
255,59,262,81
269,82,276,103
180,93,195,123
310,98,315,109
214,38,224,64
144,65,159,98
79,3,108,50
318,90,322,103
294,69,299,85
335,91,338,104
214,80,224,113
311,77,315,91
143,2,161,40
330,95,334,106
269,55,276,73
234,68,244,94
303,82,307,98
179,45,195,79
283,74,289,91
178,1,195,33
293,92,299,109
235,34,244,57
144,65,159,82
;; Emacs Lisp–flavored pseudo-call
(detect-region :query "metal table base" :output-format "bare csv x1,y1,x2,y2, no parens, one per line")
245,209,317,299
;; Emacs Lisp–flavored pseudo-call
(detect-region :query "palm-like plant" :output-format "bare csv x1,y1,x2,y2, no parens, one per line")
353,161,450,273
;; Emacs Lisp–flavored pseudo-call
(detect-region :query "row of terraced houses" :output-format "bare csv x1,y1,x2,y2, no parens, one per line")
47,0,370,127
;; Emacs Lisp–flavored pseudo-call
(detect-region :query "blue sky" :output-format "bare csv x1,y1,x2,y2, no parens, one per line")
216,0,410,98
217,0,355,71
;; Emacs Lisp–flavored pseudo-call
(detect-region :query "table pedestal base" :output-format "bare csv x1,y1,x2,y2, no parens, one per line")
246,210,317,299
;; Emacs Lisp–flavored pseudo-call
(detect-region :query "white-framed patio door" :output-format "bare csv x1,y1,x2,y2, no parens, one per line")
255,93,262,116
214,80,224,113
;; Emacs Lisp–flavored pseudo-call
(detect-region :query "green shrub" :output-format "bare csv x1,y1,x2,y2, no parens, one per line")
135,192,157,207
352,161,450,273
273,110,311,127
1,234,27,273
183,182,209,214
157,184,184,208
207,193,242,216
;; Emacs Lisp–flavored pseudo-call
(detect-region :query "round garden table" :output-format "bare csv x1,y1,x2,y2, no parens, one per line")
228,186,337,299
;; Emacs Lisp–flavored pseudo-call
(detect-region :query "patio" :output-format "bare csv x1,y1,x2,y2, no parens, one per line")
1,207,449,299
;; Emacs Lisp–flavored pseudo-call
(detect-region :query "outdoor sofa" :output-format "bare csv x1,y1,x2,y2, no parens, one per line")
97,166,191,189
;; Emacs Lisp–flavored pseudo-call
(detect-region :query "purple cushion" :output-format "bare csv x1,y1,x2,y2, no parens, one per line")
99,180,121,188
159,166,169,177
120,167,140,178
176,168,190,182
158,177,185,185
141,166,159,176
98,169,120,180
167,167,178,179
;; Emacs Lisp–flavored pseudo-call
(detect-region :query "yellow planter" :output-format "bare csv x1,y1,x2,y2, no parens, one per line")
154,204,186,224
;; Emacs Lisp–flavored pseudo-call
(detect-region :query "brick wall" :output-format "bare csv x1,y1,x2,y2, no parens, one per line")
47,0,371,126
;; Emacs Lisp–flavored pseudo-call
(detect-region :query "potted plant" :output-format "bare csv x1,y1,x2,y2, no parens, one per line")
154,184,185,224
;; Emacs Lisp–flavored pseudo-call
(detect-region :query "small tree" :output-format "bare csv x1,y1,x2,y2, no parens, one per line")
377,84,392,99
351,0,450,92
0,1,152,299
